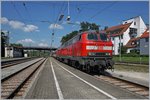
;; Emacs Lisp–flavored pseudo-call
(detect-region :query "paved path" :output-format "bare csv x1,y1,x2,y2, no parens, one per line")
25,57,147,99
25,58,58,99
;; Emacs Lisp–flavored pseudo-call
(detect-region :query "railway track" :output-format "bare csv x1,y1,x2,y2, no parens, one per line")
1,58,47,99
1,58,36,69
95,74,149,98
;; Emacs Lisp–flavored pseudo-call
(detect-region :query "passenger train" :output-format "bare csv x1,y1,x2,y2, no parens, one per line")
55,30,114,73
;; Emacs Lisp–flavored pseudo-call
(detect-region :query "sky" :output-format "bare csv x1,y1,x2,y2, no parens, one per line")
1,1,149,48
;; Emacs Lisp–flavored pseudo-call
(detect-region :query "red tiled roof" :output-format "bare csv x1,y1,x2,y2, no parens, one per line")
125,37,140,48
106,22,132,37
140,29,149,38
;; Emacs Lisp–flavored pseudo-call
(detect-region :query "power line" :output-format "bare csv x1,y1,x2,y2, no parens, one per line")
23,2,33,22
11,2,24,21
89,1,117,20
55,1,65,24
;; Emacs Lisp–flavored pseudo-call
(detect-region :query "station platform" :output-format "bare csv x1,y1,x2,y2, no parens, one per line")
107,70,149,87
1,57,29,62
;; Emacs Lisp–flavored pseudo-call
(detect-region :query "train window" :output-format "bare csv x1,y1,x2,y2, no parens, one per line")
87,33,98,40
79,35,82,41
100,33,108,41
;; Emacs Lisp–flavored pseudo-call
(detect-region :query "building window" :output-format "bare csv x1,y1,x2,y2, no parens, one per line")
121,34,123,39
129,28,137,38
137,41,139,46
134,22,136,25
111,37,115,41
131,42,134,45
119,43,123,47
112,37,114,40
145,38,149,42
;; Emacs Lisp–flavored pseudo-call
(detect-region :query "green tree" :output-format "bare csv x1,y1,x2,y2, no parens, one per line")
80,22,90,31
10,43,23,47
104,26,108,30
1,31,8,45
1,31,8,57
80,21,99,32
60,21,99,45
90,23,99,31
61,31,78,45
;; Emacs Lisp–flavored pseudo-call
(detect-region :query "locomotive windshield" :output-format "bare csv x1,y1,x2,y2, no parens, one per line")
87,33,98,40
100,33,108,41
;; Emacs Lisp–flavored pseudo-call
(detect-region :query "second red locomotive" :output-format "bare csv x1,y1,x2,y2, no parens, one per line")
55,30,114,73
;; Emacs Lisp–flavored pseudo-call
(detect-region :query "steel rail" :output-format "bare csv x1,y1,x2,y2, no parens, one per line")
1,58,46,99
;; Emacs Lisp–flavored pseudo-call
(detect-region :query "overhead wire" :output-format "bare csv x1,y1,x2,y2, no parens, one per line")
51,2,66,48
23,2,43,45
55,1,65,24
11,1,31,35
89,1,117,20
11,2,24,22
23,2,33,23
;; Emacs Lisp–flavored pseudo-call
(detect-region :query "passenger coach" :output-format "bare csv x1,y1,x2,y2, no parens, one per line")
55,30,114,73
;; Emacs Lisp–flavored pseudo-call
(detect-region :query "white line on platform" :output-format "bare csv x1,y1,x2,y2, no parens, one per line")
50,58,64,100
53,59,117,100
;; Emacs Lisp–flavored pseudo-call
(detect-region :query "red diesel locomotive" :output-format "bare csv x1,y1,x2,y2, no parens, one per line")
55,30,114,73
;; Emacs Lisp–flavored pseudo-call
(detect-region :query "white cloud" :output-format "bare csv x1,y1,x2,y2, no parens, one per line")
23,25,39,32
48,23,63,30
75,21,80,25
41,39,46,42
17,38,35,44
9,20,25,29
62,21,67,24
1,17,39,32
55,36,62,39
38,43,48,47
0,17,9,24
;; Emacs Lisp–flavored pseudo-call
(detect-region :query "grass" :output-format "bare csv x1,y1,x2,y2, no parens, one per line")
114,64,149,73
113,56,149,64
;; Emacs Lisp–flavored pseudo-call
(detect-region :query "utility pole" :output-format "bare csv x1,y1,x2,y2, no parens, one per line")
67,0,71,22
119,35,122,62
7,31,10,58
50,29,54,56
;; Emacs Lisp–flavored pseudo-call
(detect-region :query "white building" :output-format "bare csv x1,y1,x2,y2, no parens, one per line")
5,46,24,57
106,16,147,55
140,29,149,55
122,16,147,37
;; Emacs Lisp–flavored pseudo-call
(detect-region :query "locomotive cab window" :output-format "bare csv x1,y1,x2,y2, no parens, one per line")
100,33,108,41
87,33,98,40
79,35,82,41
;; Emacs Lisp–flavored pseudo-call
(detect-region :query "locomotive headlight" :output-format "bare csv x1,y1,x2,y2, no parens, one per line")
106,53,110,55
103,46,112,50
88,52,95,56
86,46,98,50
88,52,92,56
